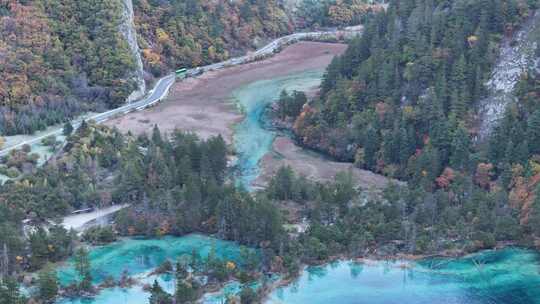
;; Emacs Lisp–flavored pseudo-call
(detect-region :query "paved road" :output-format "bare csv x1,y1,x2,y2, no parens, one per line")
0,28,362,157
61,204,130,232
0,75,176,156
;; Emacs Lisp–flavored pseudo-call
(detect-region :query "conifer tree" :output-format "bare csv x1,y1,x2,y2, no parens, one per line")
152,125,164,147
450,124,471,171
74,247,92,291
38,264,58,303
527,110,540,154
0,277,24,304
63,122,74,136
364,126,380,170
207,135,227,184
149,280,172,304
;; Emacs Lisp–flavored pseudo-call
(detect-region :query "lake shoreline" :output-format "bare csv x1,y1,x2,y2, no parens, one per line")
36,228,532,304
260,244,539,303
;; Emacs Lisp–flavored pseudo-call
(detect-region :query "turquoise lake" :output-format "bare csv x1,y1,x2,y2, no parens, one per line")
57,70,326,304
57,234,246,304
57,234,245,285
232,70,324,189
57,71,540,303
266,248,540,304
58,245,540,304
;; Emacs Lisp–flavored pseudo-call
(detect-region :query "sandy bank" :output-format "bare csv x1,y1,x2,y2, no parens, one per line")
105,42,347,143
254,136,396,191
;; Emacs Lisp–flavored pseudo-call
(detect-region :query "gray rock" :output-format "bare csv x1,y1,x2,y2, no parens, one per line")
478,11,540,139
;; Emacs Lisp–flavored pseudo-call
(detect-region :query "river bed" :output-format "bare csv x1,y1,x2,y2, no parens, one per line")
232,69,324,189
56,70,540,304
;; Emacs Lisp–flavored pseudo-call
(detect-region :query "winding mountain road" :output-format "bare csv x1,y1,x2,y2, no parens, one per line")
0,28,362,158
0,75,176,157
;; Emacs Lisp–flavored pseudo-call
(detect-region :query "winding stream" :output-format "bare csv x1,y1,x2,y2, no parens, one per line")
56,72,540,304
233,69,324,189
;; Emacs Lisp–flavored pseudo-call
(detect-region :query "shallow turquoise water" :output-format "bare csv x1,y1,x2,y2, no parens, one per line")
267,248,540,304
233,70,324,189
57,234,247,304
57,275,174,304
57,70,326,303
201,275,279,304
58,234,245,286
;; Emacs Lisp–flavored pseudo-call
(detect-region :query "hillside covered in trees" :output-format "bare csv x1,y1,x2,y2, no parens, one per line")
0,0,388,137
0,0,137,135
134,0,293,75
288,0,540,242
296,0,386,27
0,0,294,136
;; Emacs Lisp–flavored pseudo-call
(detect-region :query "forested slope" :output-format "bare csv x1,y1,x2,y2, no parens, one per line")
0,0,293,136
134,0,292,76
295,0,536,173
295,0,386,27
0,0,136,135
287,0,540,244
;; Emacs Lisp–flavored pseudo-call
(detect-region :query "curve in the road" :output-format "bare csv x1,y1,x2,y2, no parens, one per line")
0,28,362,158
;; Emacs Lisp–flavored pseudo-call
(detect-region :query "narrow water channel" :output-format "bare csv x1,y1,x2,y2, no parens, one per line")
232,69,324,189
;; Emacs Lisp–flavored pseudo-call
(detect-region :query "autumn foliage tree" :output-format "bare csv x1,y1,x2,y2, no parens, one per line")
134,0,293,76
0,0,136,135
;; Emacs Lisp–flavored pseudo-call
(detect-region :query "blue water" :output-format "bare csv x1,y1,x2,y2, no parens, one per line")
58,246,540,304
266,248,540,304
233,70,324,189
56,70,540,304
57,234,247,286
56,234,250,304
57,275,174,304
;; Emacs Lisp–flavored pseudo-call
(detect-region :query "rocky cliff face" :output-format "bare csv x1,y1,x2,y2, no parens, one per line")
119,0,146,103
478,11,540,139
